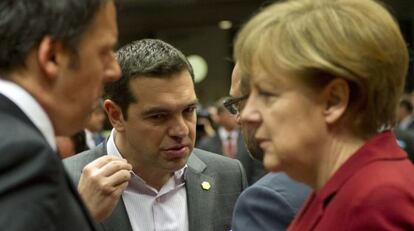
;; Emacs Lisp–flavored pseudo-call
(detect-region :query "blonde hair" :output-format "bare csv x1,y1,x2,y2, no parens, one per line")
234,0,409,138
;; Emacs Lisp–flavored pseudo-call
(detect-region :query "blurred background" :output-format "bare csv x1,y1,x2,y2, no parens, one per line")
58,0,414,158
117,0,414,105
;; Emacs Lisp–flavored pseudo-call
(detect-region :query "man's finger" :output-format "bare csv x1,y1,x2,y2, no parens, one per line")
99,160,132,177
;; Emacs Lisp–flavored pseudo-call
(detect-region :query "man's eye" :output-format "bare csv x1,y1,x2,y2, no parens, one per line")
184,106,196,114
150,114,166,120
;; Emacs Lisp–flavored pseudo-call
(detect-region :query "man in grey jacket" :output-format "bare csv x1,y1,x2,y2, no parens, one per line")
64,39,247,231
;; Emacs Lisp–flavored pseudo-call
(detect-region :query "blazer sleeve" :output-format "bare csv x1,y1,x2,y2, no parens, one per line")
63,146,104,185
232,185,297,231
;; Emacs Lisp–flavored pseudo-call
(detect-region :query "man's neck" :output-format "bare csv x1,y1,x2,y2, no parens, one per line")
114,131,174,191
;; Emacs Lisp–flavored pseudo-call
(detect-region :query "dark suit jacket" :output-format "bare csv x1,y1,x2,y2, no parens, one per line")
232,173,310,231
0,94,96,230
63,143,247,231
197,130,266,185
394,128,414,162
289,131,414,231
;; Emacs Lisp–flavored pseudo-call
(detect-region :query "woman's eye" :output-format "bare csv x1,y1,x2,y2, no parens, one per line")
256,88,279,104
257,89,274,98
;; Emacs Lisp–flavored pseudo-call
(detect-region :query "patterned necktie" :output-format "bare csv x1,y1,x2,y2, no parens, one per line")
225,134,236,159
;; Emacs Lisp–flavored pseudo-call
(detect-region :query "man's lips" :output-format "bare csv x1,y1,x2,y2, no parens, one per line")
161,145,189,159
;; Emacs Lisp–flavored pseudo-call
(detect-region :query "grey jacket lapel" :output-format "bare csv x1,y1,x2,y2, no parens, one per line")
89,143,133,231
186,153,216,231
101,198,132,231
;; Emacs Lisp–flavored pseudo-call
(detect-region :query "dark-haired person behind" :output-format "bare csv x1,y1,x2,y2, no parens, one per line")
394,128,414,163
236,0,414,230
397,99,414,130
395,99,414,162
198,99,266,185
229,63,310,231
64,39,247,231
0,0,121,230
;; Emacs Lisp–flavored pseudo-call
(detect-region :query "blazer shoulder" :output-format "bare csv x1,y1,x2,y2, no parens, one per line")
191,148,248,188
192,148,242,169
63,145,105,184
232,174,310,231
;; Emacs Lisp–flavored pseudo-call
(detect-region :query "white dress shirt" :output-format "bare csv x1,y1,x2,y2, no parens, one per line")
0,79,57,151
106,129,189,231
85,129,96,149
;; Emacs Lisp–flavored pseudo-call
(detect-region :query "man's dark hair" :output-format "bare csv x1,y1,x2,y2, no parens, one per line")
0,0,110,74
105,39,194,119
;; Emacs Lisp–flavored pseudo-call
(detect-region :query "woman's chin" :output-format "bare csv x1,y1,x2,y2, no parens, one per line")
263,157,282,172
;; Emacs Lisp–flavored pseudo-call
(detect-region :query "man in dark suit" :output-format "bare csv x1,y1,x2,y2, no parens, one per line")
198,102,266,185
397,99,414,130
228,63,311,231
64,39,247,231
0,0,121,230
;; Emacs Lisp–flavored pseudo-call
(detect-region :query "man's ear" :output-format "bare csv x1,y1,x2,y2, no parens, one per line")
104,99,126,132
321,78,350,124
37,36,61,80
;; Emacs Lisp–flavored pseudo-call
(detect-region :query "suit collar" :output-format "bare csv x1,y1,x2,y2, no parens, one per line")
0,93,39,134
186,150,207,174
101,198,133,231
185,149,217,230
0,80,56,150
93,141,133,231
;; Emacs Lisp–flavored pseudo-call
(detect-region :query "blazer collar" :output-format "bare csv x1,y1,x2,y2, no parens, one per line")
319,131,406,202
293,131,406,230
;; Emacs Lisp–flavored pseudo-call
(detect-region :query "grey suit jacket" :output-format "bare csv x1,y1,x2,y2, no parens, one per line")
232,173,311,231
63,142,247,231
197,130,266,185
0,94,96,230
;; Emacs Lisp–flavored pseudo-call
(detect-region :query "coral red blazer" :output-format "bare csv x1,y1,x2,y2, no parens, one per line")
288,131,414,231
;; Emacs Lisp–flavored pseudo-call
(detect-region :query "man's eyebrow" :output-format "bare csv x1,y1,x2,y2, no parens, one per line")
141,107,169,116
141,99,199,116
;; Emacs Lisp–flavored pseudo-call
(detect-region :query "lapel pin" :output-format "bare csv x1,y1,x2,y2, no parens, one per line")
201,181,211,191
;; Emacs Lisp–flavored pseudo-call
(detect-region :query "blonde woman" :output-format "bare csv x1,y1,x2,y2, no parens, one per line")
234,0,414,230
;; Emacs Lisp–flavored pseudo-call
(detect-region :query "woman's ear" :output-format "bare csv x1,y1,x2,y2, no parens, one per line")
104,99,126,132
321,78,350,124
